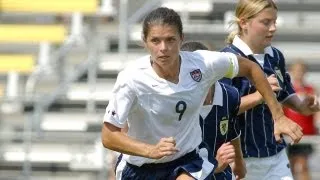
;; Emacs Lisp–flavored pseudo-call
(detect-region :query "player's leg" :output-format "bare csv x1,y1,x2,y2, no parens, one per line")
288,144,313,180
290,155,311,180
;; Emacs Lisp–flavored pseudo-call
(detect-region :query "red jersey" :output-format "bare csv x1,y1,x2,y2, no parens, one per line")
283,83,316,135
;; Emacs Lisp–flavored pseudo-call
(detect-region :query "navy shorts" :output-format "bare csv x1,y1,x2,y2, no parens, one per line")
115,144,216,180
212,166,233,180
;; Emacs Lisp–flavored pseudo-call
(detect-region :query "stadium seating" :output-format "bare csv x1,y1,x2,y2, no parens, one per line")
0,1,107,179
0,0,98,13
1,0,320,179
0,54,34,73
0,25,66,43
0,0,98,101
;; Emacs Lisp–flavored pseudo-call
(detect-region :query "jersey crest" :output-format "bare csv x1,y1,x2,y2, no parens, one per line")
220,116,229,135
190,69,202,82
274,66,284,83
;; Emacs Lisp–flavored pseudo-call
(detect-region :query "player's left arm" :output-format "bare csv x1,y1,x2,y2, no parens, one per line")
282,72,320,115
283,94,320,115
235,55,303,143
214,142,235,173
205,51,302,143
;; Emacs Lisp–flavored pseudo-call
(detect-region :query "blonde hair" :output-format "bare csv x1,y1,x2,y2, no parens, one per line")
226,0,278,44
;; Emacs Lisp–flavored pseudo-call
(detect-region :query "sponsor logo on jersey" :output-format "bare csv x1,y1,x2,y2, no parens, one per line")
220,116,229,135
190,69,202,82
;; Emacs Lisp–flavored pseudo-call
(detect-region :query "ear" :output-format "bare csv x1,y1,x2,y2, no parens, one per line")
179,34,185,47
143,39,148,49
239,18,248,31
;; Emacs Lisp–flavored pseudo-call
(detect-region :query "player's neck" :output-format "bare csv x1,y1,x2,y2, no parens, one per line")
240,36,265,54
152,56,181,84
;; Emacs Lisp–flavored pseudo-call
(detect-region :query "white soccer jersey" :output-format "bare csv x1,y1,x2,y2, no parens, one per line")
103,50,239,166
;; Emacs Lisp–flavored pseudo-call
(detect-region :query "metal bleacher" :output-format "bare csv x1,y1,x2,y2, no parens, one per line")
0,0,319,180
0,0,112,180
102,0,320,86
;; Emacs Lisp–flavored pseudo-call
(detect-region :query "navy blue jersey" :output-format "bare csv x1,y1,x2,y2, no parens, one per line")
220,43,295,158
200,82,241,179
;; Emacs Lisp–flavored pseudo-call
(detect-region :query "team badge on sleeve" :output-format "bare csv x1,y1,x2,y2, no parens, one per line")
220,116,229,135
190,69,202,82
274,66,284,82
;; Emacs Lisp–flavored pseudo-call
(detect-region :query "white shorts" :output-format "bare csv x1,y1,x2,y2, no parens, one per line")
244,149,293,180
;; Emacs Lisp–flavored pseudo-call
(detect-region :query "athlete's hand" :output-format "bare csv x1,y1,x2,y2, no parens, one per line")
274,115,303,144
214,142,235,173
267,74,282,92
303,94,320,112
231,158,246,180
254,74,281,103
147,137,179,159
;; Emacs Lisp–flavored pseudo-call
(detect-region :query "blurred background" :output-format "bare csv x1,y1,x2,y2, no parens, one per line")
0,0,319,179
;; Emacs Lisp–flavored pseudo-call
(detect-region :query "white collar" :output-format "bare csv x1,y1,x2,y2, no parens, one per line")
212,82,223,106
232,35,274,57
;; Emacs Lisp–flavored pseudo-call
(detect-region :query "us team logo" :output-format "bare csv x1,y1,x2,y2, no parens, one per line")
220,116,229,135
190,69,202,82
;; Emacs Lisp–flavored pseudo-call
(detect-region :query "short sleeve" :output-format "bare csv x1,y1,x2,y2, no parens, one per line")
103,70,136,128
278,71,295,102
196,50,239,80
274,49,296,102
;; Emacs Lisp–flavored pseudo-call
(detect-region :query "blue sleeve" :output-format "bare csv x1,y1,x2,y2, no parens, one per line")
226,86,241,141
219,77,233,86
274,48,295,102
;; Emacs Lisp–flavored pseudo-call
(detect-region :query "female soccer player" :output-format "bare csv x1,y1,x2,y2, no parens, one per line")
102,7,302,180
221,0,319,179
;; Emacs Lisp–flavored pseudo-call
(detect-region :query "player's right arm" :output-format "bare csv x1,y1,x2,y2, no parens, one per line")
102,122,178,159
101,70,178,159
